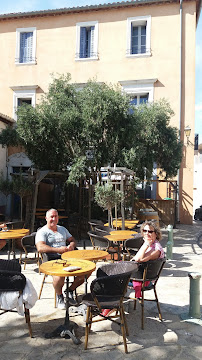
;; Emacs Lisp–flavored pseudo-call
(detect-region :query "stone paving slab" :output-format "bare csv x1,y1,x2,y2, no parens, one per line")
0,221,202,359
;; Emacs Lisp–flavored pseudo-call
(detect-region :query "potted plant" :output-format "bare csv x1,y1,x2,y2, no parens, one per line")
94,182,124,228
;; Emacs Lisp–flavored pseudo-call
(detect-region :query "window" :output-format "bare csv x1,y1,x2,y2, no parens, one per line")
10,86,38,121
130,94,149,106
119,79,157,107
127,16,151,57
15,27,36,64
76,21,98,60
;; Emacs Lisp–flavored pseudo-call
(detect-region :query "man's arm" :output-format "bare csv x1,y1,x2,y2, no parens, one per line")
36,241,69,254
66,236,76,251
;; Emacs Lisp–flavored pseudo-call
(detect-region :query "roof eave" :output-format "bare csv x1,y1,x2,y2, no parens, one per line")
0,0,186,20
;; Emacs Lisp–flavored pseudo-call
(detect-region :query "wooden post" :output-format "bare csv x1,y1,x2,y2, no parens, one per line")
121,171,125,230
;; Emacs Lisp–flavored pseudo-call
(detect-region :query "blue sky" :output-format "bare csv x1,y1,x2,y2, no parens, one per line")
1,0,201,144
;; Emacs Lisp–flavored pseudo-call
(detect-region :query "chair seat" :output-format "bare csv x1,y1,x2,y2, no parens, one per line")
82,293,122,309
0,270,26,291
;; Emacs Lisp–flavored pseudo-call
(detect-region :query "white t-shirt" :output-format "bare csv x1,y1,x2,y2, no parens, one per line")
35,225,72,249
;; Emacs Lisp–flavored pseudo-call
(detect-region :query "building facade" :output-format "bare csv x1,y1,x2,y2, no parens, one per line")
0,0,201,224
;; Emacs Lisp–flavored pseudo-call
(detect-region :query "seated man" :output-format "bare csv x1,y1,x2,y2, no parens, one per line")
35,208,84,309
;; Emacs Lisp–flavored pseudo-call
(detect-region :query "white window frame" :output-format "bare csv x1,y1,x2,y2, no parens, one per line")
11,86,37,121
75,21,98,61
126,16,151,58
119,79,156,103
15,27,37,65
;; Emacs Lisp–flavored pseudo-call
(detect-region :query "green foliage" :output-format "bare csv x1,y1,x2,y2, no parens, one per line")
122,99,183,178
12,174,33,198
66,156,87,185
0,172,13,196
94,182,124,211
0,73,182,182
94,182,124,226
0,126,22,147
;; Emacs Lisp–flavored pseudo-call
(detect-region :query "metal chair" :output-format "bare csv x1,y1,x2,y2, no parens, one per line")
20,232,42,271
82,261,138,353
88,219,104,231
5,221,25,256
123,234,144,260
87,230,120,261
94,224,115,234
130,258,166,329
0,259,32,337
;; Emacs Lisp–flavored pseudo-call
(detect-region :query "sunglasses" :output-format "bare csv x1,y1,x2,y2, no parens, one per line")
52,260,70,267
143,229,155,234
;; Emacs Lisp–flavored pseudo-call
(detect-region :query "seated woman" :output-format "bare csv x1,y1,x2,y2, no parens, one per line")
131,220,165,298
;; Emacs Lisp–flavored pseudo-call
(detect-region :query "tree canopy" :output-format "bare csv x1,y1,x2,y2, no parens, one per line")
0,73,182,182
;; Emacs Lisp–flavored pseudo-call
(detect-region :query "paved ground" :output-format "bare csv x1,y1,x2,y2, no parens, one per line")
1,221,202,359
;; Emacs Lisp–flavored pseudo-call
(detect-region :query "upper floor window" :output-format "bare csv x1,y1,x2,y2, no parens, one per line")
76,21,98,60
126,16,151,57
15,27,36,65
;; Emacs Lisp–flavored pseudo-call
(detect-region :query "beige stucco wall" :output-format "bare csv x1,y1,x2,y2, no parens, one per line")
0,1,196,223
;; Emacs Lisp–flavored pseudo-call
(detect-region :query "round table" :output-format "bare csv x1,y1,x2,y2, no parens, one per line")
104,230,137,259
0,228,30,259
40,258,96,344
105,219,139,229
105,230,137,241
62,249,109,262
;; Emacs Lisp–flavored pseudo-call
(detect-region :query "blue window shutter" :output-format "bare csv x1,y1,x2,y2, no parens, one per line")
80,27,87,58
20,32,33,63
140,25,146,53
131,24,138,54
89,26,95,57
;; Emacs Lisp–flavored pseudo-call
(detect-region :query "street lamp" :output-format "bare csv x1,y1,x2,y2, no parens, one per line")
184,125,191,144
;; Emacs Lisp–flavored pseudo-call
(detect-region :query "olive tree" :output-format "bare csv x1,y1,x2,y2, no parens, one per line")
0,73,182,183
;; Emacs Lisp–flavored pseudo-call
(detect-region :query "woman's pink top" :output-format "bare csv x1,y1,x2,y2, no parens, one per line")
147,240,164,258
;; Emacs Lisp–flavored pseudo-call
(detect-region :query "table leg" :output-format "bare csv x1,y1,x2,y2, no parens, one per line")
7,239,11,260
11,239,16,259
45,277,81,344
84,275,88,294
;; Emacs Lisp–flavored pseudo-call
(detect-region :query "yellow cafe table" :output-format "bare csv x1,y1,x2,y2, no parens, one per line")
104,219,139,229
62,249,109,262
104,230,137,258
40,258,96,344
0,228,29,259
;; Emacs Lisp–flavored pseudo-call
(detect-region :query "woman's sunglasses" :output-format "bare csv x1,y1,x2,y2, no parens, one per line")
143,229,155,234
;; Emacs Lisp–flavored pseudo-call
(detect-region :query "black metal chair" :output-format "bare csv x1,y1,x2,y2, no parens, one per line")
20,232,42,271
123,234,144,260
0,259,32,337
5,221,25,257
82,261,138,353
94,224,114,234
130,258,166,329
88,219,104,231
87,230,120,261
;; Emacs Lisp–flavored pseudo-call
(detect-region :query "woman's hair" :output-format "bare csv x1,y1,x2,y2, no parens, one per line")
140,220,162,241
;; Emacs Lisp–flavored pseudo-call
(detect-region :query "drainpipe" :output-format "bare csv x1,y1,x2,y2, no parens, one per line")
177,0,183,223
